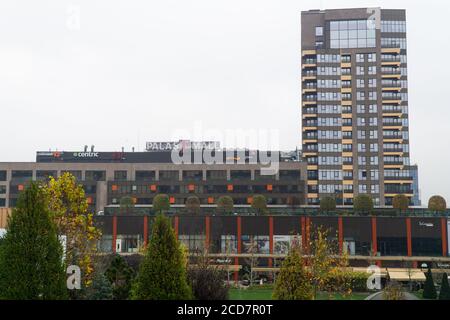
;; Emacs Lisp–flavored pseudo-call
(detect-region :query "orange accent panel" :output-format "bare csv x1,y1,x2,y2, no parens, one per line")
338,217,343,253
267,184,273,191
406,218,412,257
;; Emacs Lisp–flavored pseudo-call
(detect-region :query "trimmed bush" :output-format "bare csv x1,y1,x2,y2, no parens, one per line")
392,194,409,211
185,196,201,215
353,195,374,215
320,197,337,212
251,195,268,215
428,196,447,212
216,196,234,214
153,194,170,213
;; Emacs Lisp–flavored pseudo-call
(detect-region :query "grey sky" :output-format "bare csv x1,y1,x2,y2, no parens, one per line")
0,0,449,204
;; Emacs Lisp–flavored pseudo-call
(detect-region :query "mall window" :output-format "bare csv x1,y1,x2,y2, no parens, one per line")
85,171,106,181
179,234,206,252
11,170,32,181
0,186,6,194
135,170,155,181
36,170,57,181
116,235,142,253
206,170,227,180
242,235,270,254
220,235,237,254
0,171,6,181
183,170,203,181
98,235,113,253
159,170,179,181
230,170,251,180
61,170,82,180
114,171,127,181
0,198,5,207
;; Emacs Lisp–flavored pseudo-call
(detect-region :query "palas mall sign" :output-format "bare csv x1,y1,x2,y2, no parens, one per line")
145,140,221,152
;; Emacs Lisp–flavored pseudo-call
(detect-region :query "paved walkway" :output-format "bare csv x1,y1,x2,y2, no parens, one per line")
365,291,419,300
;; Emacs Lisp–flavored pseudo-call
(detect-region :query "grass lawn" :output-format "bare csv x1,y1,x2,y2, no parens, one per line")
229,287,370,300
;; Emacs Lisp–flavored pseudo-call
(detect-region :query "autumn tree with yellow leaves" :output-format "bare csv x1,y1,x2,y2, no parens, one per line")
43,172,102,291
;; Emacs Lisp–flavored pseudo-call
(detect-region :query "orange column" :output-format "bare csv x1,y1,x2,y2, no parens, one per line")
406,217,417,268
338,216,344,253
269,217,274,267
301,217,306,250
112,216,117,253
406,218,412,257
234,217,242,284
205,216,211,250
143,215,149,247
371,217,380,267
442,218,448,257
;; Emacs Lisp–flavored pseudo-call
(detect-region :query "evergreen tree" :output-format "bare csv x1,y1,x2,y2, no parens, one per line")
105,254,134,300
439,273,450,300
85,272,113,300
272,244,314,300
0,183,67,300
131,214,192,300
423,268,437,299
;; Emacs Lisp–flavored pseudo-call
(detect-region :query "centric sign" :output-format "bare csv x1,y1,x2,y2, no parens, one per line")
73,152,99,158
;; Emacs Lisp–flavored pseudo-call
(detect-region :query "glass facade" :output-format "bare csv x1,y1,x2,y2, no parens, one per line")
330,19,376,48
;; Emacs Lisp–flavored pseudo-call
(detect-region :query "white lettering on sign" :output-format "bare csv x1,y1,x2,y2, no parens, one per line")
73,152,99,158
145,140,220,152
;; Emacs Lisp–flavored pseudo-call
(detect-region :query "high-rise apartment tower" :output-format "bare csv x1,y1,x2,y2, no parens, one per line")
301,8,416,206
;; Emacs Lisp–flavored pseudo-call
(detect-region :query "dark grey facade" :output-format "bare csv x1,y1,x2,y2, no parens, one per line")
0,150,307,212
301,8,415,207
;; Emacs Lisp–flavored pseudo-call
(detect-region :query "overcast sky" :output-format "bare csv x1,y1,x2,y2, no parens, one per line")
0,0,449,204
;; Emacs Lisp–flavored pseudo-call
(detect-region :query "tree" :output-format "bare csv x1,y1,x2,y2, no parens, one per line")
188,251,229,300
0,183,67,299
382,281,405,300
85,272,113,300
185,196,201,215
423,268,437,299
216,196,234,214
308,227,351,298
439,273,450,300
320,197,336,212
272,244,314,300
428,196,447,212
119,196,135,214
392,194,409,211
251,195,267,215
353,195,374,214
43,173,102,290
131,214,192,300
153,194,171,214
105,254,135,300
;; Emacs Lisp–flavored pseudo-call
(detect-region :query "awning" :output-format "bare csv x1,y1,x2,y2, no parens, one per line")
387,269,426,281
